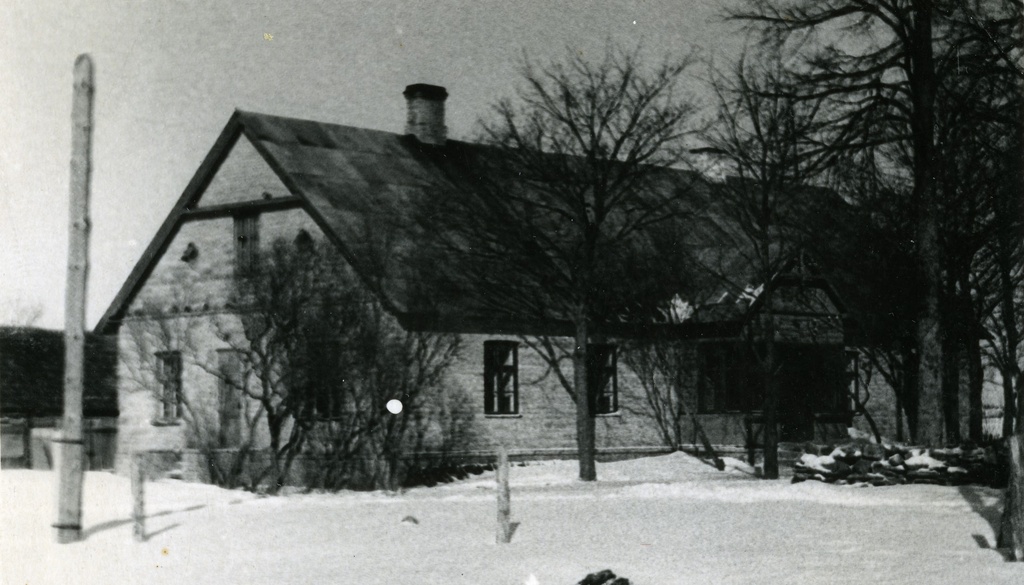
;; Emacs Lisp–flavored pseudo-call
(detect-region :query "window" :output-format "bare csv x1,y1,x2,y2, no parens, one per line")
484,341,518,415
306,340,344,420
313,388,343,420
155,351,182,420
587,344,618,415
217,350,243,447
698,343,763,413
234,213,259,274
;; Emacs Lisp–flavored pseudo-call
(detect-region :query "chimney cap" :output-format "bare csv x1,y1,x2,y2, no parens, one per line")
403,84,448,101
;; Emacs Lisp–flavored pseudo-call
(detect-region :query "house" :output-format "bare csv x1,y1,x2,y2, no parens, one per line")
0,327,118,469
96,84,855,479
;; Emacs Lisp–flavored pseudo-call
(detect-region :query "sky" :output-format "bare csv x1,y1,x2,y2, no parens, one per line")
0,0,744,330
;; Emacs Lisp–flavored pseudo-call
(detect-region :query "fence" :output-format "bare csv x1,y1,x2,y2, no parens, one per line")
0,417,117,470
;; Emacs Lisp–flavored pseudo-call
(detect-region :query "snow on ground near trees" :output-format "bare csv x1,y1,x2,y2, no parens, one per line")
2,452,1019,585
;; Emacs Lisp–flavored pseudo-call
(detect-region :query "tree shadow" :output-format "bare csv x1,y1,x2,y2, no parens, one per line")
957,485,1014,560
142,522,181,541
958,485,1002,536
81,504,206,540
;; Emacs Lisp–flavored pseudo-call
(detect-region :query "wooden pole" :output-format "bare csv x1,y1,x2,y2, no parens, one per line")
132,453,146,542
55,53,93,544
496,446,511,544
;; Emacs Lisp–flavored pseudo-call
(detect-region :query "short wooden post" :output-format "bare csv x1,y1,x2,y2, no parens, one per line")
132,453,145,542
22,415,33,469
496,446,511,544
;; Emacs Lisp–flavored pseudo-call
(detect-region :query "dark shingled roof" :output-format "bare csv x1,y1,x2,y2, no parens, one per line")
0,327,118,417
97,110,849,338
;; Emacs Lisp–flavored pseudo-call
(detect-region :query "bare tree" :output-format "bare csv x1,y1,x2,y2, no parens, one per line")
124,235,465,493
698,51,833,478
622,332,726,470
299,297,469,491
728,1,1024,555
949,2,1024,559
421,44,699,481
947,0,1024,439
120,286,266,490
727,0,956,446
216,236,465,492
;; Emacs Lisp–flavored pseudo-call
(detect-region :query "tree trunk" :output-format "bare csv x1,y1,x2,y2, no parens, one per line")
267,415,283,494
1004,373,1017,439
966,331,984,443
762,331,780,480
940,312,962,445
996,216,1021,438
1018,372,1024,441
998,433,1024,561
910,3,944,447
895,377,906,443
573,317,596,481
1015,40,1024,438
903,343,921,442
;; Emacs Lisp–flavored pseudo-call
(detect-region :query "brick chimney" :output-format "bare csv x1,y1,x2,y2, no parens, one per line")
403,83,448,145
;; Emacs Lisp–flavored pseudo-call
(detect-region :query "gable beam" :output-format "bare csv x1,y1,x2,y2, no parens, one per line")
94,112,245,334
180,196,302,221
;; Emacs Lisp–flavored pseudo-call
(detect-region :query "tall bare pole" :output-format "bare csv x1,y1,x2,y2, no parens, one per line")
55,53,93,544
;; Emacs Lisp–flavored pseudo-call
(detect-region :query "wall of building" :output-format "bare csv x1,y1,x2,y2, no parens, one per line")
444,334,667,455
851,351,985,445
198,135,292,206
115,139,328,472
113,135,854,479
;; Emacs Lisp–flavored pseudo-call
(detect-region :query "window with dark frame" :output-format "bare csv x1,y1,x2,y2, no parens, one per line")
313,387,343,420
309,371,345,421
587,344,618,416
697,343,763,413
845,349,860,413
234,213,259,274
156,351,182,420
484,341,519,415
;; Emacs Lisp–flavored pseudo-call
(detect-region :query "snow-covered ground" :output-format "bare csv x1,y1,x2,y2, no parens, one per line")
2,452,1019,584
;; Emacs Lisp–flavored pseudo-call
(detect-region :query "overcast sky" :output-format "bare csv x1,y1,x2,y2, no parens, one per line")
0,0,744,330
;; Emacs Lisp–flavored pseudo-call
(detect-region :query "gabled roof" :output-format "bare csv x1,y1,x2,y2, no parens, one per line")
0,327,118,417
97,110,515,333
96,110,849,339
